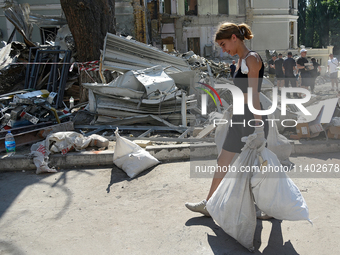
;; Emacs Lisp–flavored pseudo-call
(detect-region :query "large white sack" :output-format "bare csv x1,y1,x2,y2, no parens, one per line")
46,131,92,154
251,148,311,222
206,131,311,251
267,114,293,162
113,128,159,178
206,148,258,251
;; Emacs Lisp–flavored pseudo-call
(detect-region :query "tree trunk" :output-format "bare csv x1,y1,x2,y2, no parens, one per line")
60,0,116,102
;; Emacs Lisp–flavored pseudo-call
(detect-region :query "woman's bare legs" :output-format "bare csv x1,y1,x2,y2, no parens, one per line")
206,149,236,201
185,149,237,216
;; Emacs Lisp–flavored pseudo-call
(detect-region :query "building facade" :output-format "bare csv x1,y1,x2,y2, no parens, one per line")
0,0,332,65
159,0,299,59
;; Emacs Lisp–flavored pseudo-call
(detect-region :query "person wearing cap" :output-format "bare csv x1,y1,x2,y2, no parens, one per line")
296,48,311,95
283,52,298,98
328,54,339,92
274,53,285,91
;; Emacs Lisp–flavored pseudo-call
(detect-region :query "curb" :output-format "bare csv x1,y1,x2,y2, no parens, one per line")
1,140,340,172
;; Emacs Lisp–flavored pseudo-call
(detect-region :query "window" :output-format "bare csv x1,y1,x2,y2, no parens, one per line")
238,0,246,15
289,22,294,48
162,0,171,14
185,0,197,16
289,0,295,9
187,37,200,55
290,22,294,35
162,37,174,52
218,0,228,15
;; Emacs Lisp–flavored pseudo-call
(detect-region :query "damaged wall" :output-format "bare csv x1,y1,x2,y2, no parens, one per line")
115,0,135,37
0,1,64,45
251,0,298,55
160,0,301,60
170,0,247,58
132,0,147,43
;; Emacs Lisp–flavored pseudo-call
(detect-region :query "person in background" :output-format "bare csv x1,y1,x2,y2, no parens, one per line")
274,53,285,92
283,52,298,98
328,54,339,92
268,54,276,84
230,60,236,78
310,58,321,94
296,49,311,95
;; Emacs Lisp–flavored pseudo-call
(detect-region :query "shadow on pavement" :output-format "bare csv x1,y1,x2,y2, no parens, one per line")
0,169,92,220
106,164,159,193
185,216,299,254
0,240,25,255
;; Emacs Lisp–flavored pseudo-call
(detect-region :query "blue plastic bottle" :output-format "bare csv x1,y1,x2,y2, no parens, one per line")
5,130,16,154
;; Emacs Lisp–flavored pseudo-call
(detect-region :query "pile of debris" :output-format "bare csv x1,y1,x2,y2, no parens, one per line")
2,18,340,155
0,89,74,151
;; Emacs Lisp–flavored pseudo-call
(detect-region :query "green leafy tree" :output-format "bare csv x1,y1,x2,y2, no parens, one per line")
300,0,340,54
298,0,307,46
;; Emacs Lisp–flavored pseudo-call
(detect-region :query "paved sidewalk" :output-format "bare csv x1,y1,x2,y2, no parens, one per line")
1,138,340,171
0,152,340,254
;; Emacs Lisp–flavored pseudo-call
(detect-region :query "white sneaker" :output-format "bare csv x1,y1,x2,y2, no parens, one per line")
185,200,211,217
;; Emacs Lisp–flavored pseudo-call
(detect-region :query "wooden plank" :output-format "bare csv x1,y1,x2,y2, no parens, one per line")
195,124,216,139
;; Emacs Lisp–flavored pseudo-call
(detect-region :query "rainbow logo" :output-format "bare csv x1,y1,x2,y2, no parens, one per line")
196,82,223,107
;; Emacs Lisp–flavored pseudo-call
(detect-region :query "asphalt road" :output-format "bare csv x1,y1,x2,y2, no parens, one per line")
1,151,340,255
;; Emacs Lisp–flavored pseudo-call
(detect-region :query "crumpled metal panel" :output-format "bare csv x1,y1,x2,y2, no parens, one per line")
0,43,16,70
132,65,177,99
4,4,35,47
82,83,144,99
54,25,75,54
102,32,191,73
84,65,178,100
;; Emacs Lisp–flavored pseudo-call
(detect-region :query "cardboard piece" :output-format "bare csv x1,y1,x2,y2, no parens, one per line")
296,98,339,139
296,106,324,138
296,123,310,139
327,126,340,139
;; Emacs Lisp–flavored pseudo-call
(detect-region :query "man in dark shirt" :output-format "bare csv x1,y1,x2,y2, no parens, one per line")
230,60,236,78
275,53,285,90
268,55,276,84
283,52,297,98
296,49,312,92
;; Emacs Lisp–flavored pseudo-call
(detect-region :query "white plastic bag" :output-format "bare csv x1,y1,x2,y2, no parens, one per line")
251,148,311,222
267,114,293,163
206,148,258,251
30,132,109,174
113,128,159,178
47,131,85,154
30,141,57,174
206,132,311,251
